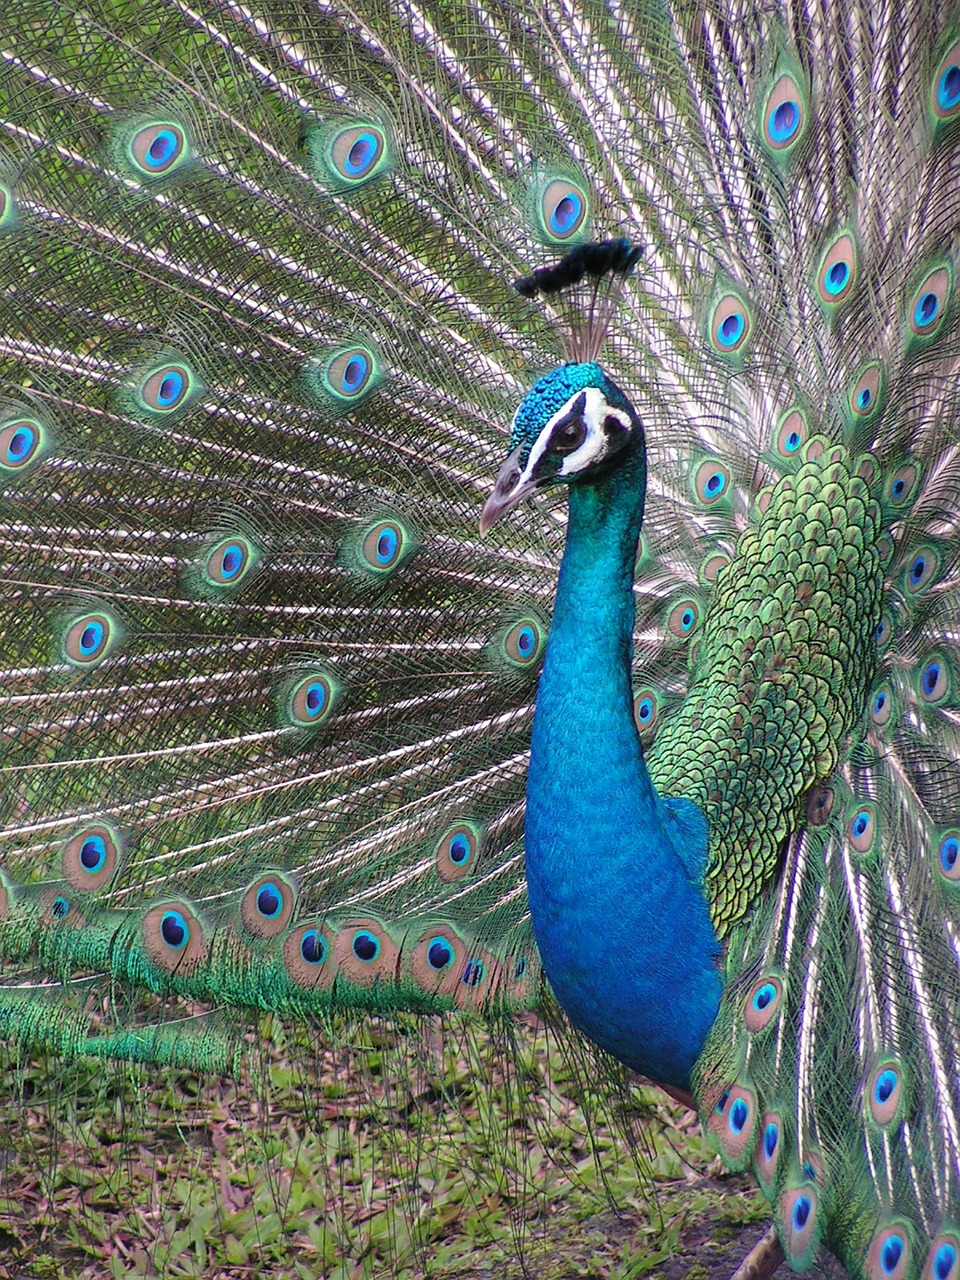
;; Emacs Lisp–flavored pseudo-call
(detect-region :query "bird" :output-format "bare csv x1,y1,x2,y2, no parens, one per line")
0,0,958,1277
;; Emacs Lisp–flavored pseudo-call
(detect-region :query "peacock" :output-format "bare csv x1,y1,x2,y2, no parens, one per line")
0,0,959,1276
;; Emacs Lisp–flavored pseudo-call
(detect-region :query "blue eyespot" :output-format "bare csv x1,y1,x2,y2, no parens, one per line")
220,543,244,580
729,1098,749,1133
920,657,948,703
256,883,282,919
924,662,941,695
881,1235,904,1274
305,681,327,716
1,419,42,470
826,261,849,294
80,834,107,873
514,956,527,980
353,929,380,962
858,387,872,410
914,291,939,328
539,179,588,242
449,833,471,865
342,354,369,393
51,895,71,920
792,1196,811,1231
158,370,184,406
345,131,380,177
161,910,189,949
718,312,744,347
129,122,188,177
83,621,104,654
461,958,485,988
763,1122,778,1159
502,618,543,666
785,430,801,451
940,834,960,874
873,691,887,714
753,983,776,1012
939,64,960,112
516,625,536,658
300,929,325,964
147,129,179,168
636,696,654,723
874,1068,898,1105
851,811,870,838
427,938,454,971
769,99,800,142
550,191,582,237
935,1243,958,1280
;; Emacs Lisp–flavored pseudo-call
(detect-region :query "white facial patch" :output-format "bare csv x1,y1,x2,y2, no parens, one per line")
517,385,629,486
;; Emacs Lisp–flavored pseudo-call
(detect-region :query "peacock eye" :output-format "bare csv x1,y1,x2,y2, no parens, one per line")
552,417,587,454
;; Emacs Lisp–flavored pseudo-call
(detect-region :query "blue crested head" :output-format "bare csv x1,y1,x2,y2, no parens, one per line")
480,360,641,534
481,239,645,535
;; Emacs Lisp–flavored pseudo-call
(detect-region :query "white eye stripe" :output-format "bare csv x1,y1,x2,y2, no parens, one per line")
518,385,613,483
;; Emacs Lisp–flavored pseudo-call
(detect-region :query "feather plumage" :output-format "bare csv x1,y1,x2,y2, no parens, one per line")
1,0,959,1275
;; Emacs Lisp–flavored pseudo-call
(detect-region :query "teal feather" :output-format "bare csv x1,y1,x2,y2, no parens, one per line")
2,1,960,1276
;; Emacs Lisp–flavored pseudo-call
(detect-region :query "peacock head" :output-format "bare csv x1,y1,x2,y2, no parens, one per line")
479,361,640,534
480,238,645,535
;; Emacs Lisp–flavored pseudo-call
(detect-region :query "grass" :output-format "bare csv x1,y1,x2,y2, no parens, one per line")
0,1012,773,1280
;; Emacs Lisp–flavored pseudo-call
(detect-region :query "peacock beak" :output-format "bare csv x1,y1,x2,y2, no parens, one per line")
480,443,540,535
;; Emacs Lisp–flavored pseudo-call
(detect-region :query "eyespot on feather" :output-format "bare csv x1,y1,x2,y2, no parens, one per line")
126,120,190,177
361,521,406,572
240,874,296,939
866,1060,903,1127
0,415,47,474
780,1185,821,1270
409,925,468,997
806,786,834,826
934,40,960,122
453,948,501,1009
436,823,480,883
203,536,255,589
754,1112,782,1196
285,672,338,728
668,599,700,639
849,362,884,419
762,74,805,152
536,176,589,243
707,1082,757,1169
886,461,921,507
694,460,731,505
303,345,381,407
633,687,660,739
282,923,336,988
62,825,120,891
142,902,207,975
923,1235,960,1280
709,293,751,355
744,975,783,1033
908,265,952,340
936,830,960,882
501,618,544,668
775,409,807,458
847,803,877,854
62,612,115,666
332,917,400,986
918,654,950,704
866,1225,912,1280
905,546,941,595
328,124,388,182
816,233,857,305
870,686,894,727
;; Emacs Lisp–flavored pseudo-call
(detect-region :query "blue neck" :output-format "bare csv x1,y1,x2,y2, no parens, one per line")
524,438,722,1089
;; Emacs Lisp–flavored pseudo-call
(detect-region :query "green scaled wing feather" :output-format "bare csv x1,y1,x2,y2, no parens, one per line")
1,1,960,1278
